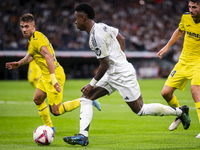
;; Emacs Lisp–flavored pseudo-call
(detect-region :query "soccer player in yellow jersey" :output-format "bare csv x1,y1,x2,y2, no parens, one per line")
28,60,41,88
157,0,200,138
5,13,101,132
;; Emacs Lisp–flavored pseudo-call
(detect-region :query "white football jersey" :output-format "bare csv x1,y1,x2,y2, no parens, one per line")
89,23,134,75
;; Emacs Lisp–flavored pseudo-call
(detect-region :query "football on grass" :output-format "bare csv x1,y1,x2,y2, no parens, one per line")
33,125,54,145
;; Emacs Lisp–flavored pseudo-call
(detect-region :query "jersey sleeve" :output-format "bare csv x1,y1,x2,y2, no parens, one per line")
93,34,109,59
109,26,118,37
90,24,119,59
179,14,185,31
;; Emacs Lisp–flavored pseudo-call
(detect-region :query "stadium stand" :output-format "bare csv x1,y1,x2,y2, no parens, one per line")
0,0,188,79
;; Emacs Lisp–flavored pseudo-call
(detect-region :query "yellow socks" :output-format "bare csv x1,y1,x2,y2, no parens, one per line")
195,102,200,123
36,102,53,128
59,99,80,115
36,99,80,126
167,96,180,107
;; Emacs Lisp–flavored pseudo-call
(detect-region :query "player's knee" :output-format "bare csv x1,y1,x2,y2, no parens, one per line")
50,110,60,116
51,112,59,116
33,98,42,105
161,90,171,99
49,105,60,116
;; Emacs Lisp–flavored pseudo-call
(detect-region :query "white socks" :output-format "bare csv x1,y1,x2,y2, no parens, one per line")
79,98,93,137
78,101,183,137
137,103,182,116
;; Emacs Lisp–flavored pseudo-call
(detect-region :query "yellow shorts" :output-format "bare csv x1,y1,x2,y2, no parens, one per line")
165,62,200,91
37,66,66,106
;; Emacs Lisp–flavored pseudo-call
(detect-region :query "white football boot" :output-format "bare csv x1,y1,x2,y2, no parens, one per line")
196,133,200,138
169,117,181,131
169,105,190,131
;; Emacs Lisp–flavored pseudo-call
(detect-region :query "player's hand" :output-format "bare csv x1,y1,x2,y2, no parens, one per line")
157,46,168,59
81,84,93,95
5,62,20,70
53,82,61,93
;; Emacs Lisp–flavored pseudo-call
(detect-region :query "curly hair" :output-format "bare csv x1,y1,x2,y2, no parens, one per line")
20,13,35,23
75,3,95,19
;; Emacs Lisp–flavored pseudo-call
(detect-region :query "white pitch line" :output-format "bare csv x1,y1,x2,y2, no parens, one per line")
0,101,5,104
0,100,34,105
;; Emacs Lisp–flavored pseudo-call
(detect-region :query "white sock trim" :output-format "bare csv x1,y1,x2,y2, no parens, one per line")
137,104,145,116
80,97,93,103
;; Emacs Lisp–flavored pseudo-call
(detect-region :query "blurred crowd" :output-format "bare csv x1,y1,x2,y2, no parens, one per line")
1,0,187,54
1,0,189,79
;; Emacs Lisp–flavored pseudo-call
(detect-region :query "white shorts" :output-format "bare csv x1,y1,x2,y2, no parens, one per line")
96,68,141,102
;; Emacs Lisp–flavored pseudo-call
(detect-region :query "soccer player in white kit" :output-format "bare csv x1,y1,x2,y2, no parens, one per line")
63,3,190,146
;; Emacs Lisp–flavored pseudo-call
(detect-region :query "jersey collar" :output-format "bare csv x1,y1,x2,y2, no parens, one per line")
28,31,36,43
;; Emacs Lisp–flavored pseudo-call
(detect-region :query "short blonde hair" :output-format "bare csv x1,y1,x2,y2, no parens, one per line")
20,13,35,23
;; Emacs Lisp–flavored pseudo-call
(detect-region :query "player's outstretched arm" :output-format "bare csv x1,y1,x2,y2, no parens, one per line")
6,62,20,70
40,46,61,93
6,53,33,70
157,27,184,59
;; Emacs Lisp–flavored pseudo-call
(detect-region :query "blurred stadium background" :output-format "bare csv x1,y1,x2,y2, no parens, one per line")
0,0,188,80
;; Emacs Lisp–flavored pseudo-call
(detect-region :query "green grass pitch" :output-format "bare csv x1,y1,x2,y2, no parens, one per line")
0,79,200,150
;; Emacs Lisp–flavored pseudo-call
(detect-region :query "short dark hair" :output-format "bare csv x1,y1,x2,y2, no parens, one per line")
20,13,35,23
75,3,95,19
189,0,200,4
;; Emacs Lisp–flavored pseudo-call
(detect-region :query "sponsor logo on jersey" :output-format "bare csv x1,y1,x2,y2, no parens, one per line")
186,31,200,41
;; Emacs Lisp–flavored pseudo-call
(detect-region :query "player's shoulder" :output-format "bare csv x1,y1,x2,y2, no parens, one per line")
33,31,45,39
182,12,191,18
93,23,103,31
183,12,190,15
97,22,107,27
30,31,47,44
181,12,194,22
93,23,110,35
94,23,110,30
91,23,103,37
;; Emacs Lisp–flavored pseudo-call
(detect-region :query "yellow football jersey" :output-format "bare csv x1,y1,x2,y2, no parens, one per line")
28,31,60,77
179,12,200,65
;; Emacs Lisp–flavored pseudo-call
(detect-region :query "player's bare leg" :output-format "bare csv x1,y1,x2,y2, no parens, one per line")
161,85,182,131
161,86,180,107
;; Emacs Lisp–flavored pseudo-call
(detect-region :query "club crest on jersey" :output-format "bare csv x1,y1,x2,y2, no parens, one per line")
94,48,101,56
170,70,176,77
